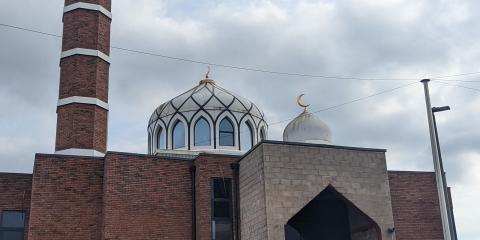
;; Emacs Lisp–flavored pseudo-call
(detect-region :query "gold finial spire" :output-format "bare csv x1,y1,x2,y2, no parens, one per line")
296,94,310,111
205,66,210,79
199,66,215,85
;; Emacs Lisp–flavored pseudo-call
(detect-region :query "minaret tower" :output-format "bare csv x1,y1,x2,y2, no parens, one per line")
55,0,112,156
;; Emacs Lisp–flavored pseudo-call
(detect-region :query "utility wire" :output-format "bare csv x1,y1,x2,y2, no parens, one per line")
433,81,480,93
269,81,418,126
1,22,480,83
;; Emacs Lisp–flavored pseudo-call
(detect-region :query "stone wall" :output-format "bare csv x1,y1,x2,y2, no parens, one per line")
239,142,395,240
239,145,269,240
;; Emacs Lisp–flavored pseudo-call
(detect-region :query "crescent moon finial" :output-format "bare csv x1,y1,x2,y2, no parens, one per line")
296,94,310,111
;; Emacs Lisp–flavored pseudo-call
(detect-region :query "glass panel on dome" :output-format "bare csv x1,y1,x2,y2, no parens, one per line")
173,121,186,149
195,117,211,146
219,118,234,146
240,121,254,150
157,127,166,150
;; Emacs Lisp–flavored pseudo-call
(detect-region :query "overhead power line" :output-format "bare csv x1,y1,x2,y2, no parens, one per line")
1,22,480,83
433,81,480,93
269,81,418,126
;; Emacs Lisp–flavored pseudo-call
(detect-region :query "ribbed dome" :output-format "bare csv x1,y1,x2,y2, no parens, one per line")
148,78,268,154
283,110,332,144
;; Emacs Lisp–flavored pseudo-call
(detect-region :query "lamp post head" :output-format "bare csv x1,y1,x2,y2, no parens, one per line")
432,106,451,113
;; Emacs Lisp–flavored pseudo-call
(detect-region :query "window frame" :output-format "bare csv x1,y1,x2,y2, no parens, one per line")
156,126,166,150
0,210,25,240
171,120,187,150
194,117,211,147
218,117,235,147
240,120,254,151
211,178,233,240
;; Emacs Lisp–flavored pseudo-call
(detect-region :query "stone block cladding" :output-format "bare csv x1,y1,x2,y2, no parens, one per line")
193,154,239,240
0,173,32,240
239,142,395,240
55,0,111,153
102,152,193,240
389,171,444,240
28,154,104,240
238,145,269,240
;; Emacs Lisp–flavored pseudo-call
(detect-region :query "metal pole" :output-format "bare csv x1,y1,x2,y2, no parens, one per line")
420,79,451,240
432,111,458,240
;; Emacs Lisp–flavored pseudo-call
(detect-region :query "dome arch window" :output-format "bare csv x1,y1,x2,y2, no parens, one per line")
156,126,166,150
171,118,187,150
194,117,211,146
219,117,235,147
240,120,255,151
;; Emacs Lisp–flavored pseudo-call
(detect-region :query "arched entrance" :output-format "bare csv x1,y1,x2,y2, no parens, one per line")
285,185,381,240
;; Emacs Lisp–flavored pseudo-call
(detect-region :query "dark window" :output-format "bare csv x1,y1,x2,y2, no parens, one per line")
172,121,185,149
240,121,254,150
0,211,25,240
212,178,233,240
219,118,234,146
157,127,166,150
195,117,211,146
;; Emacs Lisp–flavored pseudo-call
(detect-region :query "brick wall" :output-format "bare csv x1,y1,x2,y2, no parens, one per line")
193,154,239,240
102,152,193,240
55,103,108,152
388,171,444,240
0,173,32,240
55,0,111,152
28,154,104,240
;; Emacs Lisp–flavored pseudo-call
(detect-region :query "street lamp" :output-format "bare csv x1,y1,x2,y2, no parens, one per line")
421,79,451,240
432,106,458,240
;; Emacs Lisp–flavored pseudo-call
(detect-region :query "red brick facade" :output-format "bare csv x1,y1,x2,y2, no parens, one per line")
28,154,104,240
102,152,192,240
0,173,32,240
55,0,111,153
193,155,239,240
0,153,448,240
389,171,444,240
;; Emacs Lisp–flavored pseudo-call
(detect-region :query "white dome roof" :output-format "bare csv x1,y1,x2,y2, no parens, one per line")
148,78,268,154
283,110,333,144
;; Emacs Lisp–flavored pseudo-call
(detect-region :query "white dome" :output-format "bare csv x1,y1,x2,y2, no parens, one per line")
283,110,333,144
148,78,268,154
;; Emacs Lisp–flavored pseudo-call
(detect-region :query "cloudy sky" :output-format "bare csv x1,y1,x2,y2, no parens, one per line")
1,0,479,238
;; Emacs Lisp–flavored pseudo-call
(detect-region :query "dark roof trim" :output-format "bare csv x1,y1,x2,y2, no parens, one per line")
237,140,387,163
197,152,241,159
261,140,386,152
387,170,435,174
106,151,194,161
0,172,32,176
35,153,104,160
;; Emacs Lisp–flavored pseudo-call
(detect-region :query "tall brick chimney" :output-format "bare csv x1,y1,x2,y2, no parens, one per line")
55,0,112,157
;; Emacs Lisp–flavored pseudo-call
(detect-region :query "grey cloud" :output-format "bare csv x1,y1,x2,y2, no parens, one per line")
0,1,479,239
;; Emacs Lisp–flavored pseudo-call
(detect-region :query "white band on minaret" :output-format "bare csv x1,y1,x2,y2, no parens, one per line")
61,48,111,63
58,96,109,110
64,2,112,19
55,148,105,157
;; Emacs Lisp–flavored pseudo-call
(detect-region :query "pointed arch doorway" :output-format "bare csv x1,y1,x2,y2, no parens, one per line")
284,185,381,240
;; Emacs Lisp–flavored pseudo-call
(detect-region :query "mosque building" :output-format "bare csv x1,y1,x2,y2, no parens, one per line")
0,1,453,240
